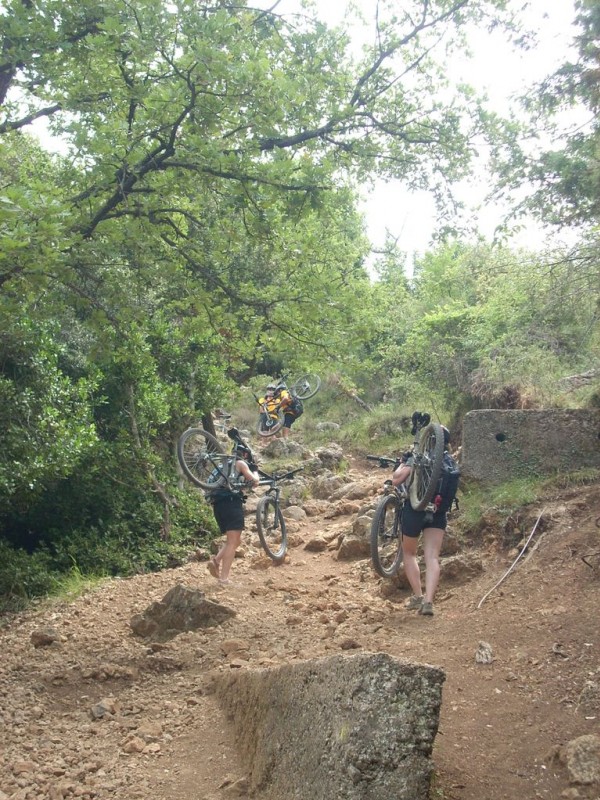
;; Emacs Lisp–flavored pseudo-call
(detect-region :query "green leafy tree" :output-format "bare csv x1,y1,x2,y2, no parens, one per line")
387,241,599,408
493,0,600,227
0,0,529,597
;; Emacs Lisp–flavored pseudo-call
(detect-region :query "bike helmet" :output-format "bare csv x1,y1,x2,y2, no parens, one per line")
237,444,251,460
275,382,287,392
237,445,257,474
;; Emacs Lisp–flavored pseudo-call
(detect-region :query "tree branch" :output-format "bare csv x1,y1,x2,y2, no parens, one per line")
0,103,62,134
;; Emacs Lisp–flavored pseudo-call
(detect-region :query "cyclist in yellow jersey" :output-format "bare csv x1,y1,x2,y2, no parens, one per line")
272,383,303,437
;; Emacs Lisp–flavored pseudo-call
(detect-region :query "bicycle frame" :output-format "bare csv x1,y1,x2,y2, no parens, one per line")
367,409,445,520
257,466,305,492
257,395,282,420
208,427,261,493
254,465,304,562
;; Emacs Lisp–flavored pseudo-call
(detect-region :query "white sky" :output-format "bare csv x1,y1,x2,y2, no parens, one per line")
31,0,581,262
308,0,580,261
394,1,579,259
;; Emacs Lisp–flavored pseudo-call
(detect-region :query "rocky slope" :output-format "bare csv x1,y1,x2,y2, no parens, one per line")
1,450,599,800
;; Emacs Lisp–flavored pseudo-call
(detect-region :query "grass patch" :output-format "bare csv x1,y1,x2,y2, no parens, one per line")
458,467,600,529
462,477,539,519
540,466,600,492
52,564,107,602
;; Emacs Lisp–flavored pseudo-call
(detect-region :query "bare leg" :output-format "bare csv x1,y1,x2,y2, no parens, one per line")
401,535,422,598
207,556,219,579
422,527,444,603
215,530,242,581
280,425,291,437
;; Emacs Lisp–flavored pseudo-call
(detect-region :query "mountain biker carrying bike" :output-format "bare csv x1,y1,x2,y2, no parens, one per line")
257,383,277,405
259,381,303,437
277,382,304,437
391,425,451,617
205,444,260,586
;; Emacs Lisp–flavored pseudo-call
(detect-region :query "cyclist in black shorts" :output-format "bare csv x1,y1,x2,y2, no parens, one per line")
391,426,451,617
206,454,259,586
272,382,303,437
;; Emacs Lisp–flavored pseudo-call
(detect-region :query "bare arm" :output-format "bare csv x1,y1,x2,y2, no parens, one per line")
392,464,412,487
236,460,260,486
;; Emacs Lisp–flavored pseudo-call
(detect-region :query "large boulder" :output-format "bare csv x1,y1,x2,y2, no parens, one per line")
310,473,348,499
315,442,344,470
216,652,445,800
130,584,235,641
336,513,373,559
462,409,600,484
560,734,600,786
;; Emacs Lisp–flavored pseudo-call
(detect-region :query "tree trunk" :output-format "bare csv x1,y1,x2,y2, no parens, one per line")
330,374,373,411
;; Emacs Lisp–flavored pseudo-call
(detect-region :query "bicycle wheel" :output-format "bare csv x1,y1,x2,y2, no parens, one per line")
370,494,404,577
177,428,229,489
257,410,284,437
289,373,321,400
256,496,287,563
409,422,445,511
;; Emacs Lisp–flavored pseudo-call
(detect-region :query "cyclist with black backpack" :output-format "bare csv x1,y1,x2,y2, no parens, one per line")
205,443,260,587
391,425,457,617
272,382,303,437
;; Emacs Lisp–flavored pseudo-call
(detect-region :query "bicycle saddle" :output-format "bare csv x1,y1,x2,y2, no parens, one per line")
410,411,431,435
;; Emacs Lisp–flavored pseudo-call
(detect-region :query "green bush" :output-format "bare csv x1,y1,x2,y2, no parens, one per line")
0,478,218,610
0,542,59,612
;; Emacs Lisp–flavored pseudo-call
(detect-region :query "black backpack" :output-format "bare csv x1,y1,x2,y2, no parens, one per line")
433,452,460,513
290,396,304,417
204,461,234,502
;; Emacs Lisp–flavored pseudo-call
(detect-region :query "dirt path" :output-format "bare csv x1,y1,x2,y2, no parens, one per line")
1,464,599,800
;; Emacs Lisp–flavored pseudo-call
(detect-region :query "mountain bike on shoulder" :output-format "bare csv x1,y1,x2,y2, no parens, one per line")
255,372,321,438
367,411,446,578
177,424,302,562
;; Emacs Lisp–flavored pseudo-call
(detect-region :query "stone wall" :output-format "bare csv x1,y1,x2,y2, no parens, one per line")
216,652,445,800
461,409,600,484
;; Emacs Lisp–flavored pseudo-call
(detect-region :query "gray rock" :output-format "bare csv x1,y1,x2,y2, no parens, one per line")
282,505,307,521
315,421,341,432
330,480,375,502
562,734,600,785
462,409,600,484
303,536,328,552
310,473,348,499
315,443,344,470
578,679,600,716
216,652,445,800
30,627,61,648
262,439,306,458
475,641,494,664
130,583,235,641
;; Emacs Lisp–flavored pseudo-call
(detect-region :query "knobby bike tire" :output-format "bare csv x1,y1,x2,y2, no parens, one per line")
289,373,321,400
257,409,284,438
409,422,445,511
177,428,229,490
370,493,404,578
255,496,287,563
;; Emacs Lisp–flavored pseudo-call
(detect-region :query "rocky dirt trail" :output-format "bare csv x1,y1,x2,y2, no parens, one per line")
1,451,599,800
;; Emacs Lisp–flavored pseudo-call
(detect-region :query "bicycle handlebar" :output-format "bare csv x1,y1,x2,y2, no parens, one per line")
258,466,304,485
366,455,400,468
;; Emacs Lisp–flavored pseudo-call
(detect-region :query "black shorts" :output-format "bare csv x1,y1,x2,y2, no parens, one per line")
212,494,245,534
401,503,447,538
283,412,297,429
